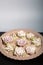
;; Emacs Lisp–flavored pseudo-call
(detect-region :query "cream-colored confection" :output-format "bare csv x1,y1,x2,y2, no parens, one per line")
17,30,26,37
16,39,27,46
14,47,25,56
26,45,36,54
2,35,13,43
26,33,35,39
32,38,41,46
4,43,14,51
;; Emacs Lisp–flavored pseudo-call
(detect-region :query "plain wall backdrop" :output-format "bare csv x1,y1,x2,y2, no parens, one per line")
0,0,43,32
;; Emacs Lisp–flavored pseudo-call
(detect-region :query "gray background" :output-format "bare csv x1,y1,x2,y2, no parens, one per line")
0,0,43,32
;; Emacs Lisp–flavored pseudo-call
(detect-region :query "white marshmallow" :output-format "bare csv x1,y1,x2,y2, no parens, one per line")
32,38,41,46
26,45,36,54
4,43,14,51
17,30,26,37
27,33,34,39
14,47,25,56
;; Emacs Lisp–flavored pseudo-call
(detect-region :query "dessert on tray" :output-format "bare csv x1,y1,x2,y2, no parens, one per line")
0,30,43,60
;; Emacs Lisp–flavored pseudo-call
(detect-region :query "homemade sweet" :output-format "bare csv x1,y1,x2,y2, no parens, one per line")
0,29,43,60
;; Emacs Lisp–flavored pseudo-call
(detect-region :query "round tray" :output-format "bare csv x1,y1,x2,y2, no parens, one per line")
0,29,43,60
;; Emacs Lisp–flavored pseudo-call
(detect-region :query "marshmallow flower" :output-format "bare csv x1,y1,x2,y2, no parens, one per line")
16,39,27,46
26,45,36,54
17,30,26,37
4,43,14,51
2,35,13,43
32,38,41,46
14,47,25,56
26,33,35,39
